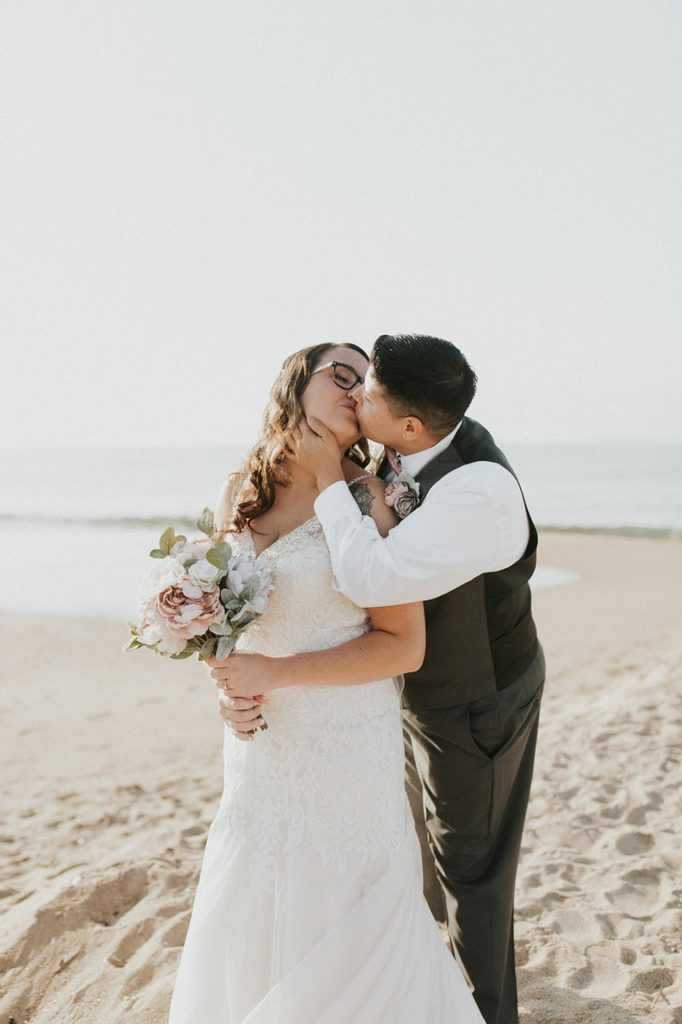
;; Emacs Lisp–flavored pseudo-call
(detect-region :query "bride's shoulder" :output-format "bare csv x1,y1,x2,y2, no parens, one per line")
340,461,397,537
214,471,244,535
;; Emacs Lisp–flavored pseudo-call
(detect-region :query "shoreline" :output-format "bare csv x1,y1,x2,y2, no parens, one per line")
3,510,682,540
538,523,682,541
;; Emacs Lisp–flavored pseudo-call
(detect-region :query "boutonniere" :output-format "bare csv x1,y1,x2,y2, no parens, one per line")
384,471,421,519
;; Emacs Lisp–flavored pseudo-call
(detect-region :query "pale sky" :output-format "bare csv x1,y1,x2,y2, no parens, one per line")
1,1,681,447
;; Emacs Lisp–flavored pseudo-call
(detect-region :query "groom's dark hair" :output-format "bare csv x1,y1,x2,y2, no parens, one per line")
370,334,477,435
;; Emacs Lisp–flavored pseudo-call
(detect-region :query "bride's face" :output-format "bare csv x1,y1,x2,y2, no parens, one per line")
301,347,368,450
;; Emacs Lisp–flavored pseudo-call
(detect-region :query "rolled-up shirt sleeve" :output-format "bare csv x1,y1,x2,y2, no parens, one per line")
313,462,530,607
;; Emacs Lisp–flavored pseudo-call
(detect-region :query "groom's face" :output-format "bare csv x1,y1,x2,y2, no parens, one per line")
351,366,405,448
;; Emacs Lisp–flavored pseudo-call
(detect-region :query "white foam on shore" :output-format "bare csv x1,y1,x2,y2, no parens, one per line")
531,566,582,590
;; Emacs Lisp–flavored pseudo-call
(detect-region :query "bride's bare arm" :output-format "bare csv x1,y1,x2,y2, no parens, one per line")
211,474,425,716
210,599,425,705
213,472,243,535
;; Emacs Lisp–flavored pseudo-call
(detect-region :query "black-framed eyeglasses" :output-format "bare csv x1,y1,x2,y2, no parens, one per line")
311,360,365,391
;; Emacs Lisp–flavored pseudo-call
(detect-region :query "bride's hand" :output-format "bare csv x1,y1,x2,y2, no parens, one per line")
208,652,283,700
217,693,268,741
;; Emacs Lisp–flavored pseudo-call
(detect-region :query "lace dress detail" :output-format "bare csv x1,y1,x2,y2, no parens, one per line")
210,517,406,893
168,511,486,1024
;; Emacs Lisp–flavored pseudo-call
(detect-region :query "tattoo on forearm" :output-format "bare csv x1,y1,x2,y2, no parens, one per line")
351,482,374,516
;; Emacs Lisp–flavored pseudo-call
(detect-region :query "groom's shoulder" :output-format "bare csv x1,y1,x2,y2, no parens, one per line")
457,415,500,453
427,416,523,505
422,463,525,529
430,459,521,496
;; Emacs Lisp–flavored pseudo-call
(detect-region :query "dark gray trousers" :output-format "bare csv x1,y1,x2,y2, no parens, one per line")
403,643,545,1024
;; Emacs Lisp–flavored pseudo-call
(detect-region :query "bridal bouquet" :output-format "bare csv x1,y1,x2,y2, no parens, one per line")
123,508,273,662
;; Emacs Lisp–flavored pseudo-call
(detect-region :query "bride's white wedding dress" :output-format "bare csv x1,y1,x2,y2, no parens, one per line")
168,512,485,1024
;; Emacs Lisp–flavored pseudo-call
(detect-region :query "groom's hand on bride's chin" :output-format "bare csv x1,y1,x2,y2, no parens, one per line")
287,417,344,492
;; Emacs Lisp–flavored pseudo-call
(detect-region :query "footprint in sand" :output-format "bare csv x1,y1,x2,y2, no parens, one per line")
159,911,191,947
625,804,658,826
628,966,674,993
566,962,594,990
154,899,189,919
79,865,149,926
106,916,157,967
552,907,604,942
179,824,209,850
605,882,662,918
615,831,655,855
119,957,157,997
622,867,661,887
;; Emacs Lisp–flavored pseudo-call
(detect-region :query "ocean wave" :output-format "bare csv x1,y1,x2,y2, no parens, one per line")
0,512,680,540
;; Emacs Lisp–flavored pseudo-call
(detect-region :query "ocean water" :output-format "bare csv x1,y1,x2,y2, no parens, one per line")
1,442,679,620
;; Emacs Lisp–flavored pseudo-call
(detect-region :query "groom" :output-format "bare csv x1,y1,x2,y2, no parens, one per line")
221,334,545,1024
296,334,544,1024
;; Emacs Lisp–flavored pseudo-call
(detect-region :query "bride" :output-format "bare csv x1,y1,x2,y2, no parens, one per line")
167,343,485,1024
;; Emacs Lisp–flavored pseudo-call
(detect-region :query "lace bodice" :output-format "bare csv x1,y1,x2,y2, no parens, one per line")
234,515,371,657
210,513,407,895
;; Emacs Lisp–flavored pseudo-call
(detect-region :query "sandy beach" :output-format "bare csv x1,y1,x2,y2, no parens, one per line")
1,530,681,1023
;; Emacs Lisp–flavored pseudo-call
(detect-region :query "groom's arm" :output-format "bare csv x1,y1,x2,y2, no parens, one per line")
289,414,530,608
313,464,530,607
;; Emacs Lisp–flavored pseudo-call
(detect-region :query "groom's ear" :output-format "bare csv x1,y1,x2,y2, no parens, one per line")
401,416,424,443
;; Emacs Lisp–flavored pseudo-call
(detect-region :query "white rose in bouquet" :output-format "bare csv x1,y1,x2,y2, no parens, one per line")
171,536,213,566
188,557,223,590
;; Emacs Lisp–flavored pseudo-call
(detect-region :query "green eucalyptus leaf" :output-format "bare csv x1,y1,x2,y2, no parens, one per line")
208,622,232,636
206,548,222,569
149,548,166,559
170,647,195,660
216,636,235,660
158,526,175,555
206,542,231,570
197,507,214,537
240,581,258,602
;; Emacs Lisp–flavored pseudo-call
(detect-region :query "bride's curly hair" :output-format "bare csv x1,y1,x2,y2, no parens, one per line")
222,343,370,534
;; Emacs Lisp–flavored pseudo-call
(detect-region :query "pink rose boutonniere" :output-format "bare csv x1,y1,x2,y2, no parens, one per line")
384,472,421,519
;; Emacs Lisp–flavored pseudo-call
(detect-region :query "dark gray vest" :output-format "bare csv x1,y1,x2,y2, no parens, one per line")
387,416,540,711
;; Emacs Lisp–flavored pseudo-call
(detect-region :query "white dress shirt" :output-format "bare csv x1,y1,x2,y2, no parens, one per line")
385,421,463,480
313,422,531,608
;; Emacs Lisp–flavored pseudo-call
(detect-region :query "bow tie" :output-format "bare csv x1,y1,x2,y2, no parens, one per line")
385,446,403,476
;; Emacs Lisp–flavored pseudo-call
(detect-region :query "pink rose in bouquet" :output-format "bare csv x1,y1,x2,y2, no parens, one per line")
156,578,225,639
